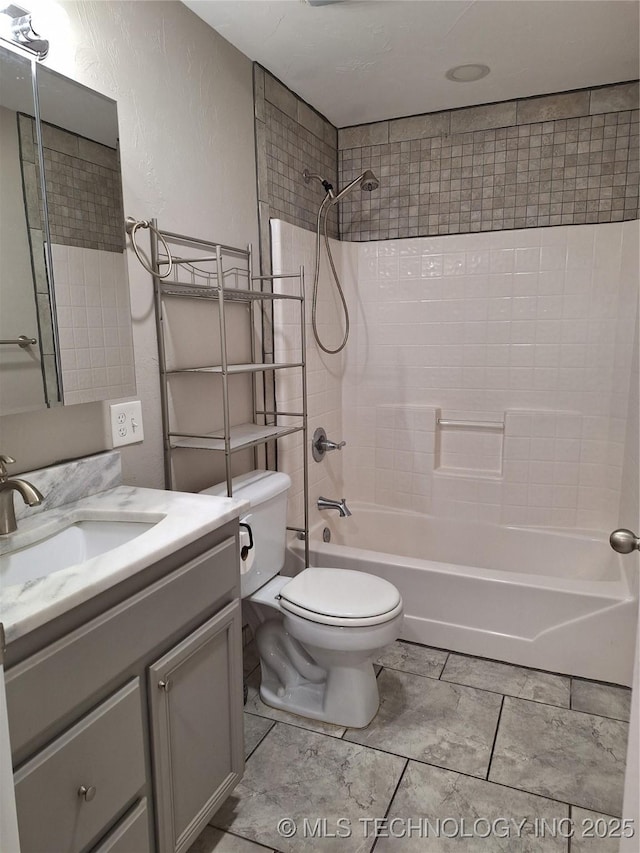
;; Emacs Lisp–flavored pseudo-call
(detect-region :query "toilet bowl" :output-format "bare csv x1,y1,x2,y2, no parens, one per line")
201,470,403,728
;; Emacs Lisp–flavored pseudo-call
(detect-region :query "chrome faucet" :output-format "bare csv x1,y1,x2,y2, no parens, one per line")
0,455,43,535
317,496,352,518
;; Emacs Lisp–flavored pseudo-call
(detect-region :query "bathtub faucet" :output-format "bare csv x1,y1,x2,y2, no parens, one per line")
317,496,352,518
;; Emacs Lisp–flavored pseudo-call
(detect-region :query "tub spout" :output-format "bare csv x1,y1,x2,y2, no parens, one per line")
317,496,352,518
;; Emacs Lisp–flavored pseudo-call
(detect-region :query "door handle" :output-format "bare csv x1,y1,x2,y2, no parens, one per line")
609,529,640,554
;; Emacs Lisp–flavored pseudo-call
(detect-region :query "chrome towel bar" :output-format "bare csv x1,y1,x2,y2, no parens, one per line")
0,336,37,348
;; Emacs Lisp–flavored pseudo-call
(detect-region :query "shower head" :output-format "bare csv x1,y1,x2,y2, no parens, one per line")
360,169,379,192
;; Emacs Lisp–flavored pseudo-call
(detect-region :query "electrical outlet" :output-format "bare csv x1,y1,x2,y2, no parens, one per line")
110,401,144,447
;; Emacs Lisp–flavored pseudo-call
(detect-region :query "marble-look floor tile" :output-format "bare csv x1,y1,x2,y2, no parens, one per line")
571,679,632,722
187,826,273,853
376,640,448,678
244,670,346,738
569,807,626,853
376,760,568,852
489,697,628,817
345,669,502,778
243,640,261,677
244,713,274,759
441,655,570,708
212,722,406,853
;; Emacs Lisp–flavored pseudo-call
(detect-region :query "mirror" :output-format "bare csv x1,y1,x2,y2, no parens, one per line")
0,45,136,414
0,47,49,413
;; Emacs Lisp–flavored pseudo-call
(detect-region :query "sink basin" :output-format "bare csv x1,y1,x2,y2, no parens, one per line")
0,519,157,587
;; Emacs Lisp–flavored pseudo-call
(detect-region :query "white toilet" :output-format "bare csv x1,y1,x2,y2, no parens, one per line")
202,470,403,728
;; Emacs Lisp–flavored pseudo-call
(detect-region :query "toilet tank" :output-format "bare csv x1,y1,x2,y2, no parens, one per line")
200,470,291,596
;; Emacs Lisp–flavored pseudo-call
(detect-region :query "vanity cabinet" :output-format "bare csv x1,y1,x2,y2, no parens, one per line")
149,601,243,853
4,522,244,853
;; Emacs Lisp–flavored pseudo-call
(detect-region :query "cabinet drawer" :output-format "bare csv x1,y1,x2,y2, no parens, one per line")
14,679,146,853
92,798,151,853
7,536,237,761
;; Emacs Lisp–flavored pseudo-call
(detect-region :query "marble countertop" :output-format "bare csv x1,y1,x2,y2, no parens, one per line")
0,486,248,644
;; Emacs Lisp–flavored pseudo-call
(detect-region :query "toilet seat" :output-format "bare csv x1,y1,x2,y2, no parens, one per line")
279,568,403,627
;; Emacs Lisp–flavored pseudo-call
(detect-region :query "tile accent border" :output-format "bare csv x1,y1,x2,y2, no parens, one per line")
338,81,639,240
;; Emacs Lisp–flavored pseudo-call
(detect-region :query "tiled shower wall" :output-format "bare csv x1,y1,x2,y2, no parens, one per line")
51,244,135,405
272,218,638,533
341,221,639,530
270,219,346,534
339,82,639,241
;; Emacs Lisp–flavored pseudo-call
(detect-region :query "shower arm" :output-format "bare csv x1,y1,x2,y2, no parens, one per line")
303,169,370,204
328,174,366,205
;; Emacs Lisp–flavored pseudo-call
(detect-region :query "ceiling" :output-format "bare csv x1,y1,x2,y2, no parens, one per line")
183,0,639,128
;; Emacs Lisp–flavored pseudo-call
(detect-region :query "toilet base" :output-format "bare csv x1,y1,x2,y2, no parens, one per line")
259,660,380,729
255,618,382,728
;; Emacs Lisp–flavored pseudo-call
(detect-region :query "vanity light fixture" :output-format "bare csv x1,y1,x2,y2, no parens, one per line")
0,3,48,59
445,63,490,83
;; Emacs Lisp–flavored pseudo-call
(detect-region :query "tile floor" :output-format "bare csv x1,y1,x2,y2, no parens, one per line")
189,640,632,853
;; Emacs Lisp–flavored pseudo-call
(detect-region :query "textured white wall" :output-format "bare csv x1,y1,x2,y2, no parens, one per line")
0,1,258,486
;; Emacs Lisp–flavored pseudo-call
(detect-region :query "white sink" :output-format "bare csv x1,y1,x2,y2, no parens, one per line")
0,519,157,587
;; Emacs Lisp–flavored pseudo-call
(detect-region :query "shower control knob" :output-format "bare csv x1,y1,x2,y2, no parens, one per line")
609,529,640,554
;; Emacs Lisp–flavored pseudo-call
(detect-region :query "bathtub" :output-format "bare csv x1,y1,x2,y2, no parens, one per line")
290,504,637,686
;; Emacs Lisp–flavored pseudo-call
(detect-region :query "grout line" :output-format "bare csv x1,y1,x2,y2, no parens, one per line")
381,663,577,713
568,805,573,853
438,651,451,678
485,695,505,781
212,826,278,852
369,759,410,853
243,713,277,761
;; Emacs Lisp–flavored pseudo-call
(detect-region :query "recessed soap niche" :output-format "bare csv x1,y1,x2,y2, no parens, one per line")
434,410,505,479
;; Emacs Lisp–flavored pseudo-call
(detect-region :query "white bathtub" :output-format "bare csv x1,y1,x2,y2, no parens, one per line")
291,504,637,686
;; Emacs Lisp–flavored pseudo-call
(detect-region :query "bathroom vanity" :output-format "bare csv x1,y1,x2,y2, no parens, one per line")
0,475,247,853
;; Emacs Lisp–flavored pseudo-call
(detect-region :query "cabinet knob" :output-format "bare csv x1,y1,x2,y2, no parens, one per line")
78,785,96,802
158,679,172,692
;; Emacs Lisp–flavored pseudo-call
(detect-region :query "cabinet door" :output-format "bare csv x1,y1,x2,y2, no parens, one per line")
148,600,244,853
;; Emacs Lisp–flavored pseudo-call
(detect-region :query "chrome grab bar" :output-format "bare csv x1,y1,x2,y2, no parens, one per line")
0,335,37,348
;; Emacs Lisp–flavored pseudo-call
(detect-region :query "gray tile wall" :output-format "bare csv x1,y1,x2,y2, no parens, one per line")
338,82,639,240
40,121,124,252
20,117,124,253
254,63,339,267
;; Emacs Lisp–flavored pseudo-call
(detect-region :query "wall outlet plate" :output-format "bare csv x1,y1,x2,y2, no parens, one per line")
110,401,144,447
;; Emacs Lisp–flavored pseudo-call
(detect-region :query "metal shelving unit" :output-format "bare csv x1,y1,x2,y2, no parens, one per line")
149,222,309,564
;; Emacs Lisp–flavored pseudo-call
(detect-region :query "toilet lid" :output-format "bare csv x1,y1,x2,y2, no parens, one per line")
279,568,402,625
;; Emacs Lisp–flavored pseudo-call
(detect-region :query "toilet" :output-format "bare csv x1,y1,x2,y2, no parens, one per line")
201,470,403,728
